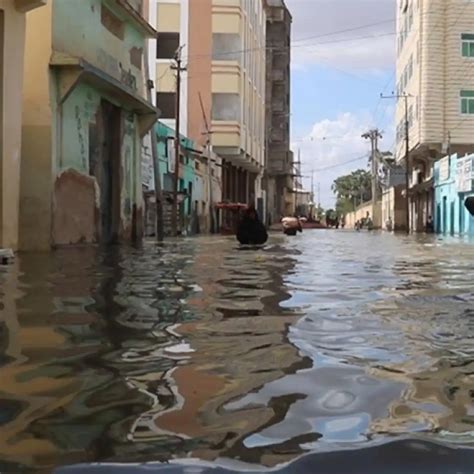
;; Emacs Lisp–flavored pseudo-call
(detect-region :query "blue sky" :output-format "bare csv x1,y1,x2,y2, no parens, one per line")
285,0,397,207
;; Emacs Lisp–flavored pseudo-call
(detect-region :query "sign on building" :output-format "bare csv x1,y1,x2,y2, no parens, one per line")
388,166,406,187
167,139,175,174
439,156,450,181
456,156,473,193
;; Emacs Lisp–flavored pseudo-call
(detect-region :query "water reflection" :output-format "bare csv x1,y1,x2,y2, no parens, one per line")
0,232,473,472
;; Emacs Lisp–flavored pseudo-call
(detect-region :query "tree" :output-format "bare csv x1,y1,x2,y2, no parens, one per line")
332,169,372,213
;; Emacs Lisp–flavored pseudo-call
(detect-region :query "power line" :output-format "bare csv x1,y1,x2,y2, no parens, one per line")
307,154,369,173
291,18,396,44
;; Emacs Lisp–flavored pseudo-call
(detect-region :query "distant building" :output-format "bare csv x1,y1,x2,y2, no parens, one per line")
21,0,158,249
0,0,46,250
264,0,293,223
150,0,266,212
380,159,407,232
395,0,474,232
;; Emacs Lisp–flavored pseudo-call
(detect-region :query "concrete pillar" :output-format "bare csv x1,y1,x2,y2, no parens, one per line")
0,4,27,250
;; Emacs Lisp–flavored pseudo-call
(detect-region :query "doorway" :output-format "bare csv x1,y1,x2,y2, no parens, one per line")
450,201,455,235
96,100,121,244
459,196,465,234
442,196,447,233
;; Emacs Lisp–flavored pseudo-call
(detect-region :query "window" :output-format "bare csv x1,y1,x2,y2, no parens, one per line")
212,93,241,121
460,90,474,114
213,33,241,61
101,4,124,40
156,33,180,59
157,92,176,118
461,33,474,57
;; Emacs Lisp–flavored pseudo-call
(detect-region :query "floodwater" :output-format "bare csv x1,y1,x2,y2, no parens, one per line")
1,231,474,473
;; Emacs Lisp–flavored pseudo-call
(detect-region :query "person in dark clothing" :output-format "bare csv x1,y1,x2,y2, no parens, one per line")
236,206,268,245
426,215,434,233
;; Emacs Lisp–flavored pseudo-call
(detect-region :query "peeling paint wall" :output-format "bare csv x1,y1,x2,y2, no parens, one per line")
56,84,143,245
21,0,148,248
52,0,147,98
60,85,101,174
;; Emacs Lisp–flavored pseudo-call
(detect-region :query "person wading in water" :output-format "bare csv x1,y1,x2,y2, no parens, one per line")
236,205,268,245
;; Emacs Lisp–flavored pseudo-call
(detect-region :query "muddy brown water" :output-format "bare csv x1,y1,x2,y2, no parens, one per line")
0,231,473,473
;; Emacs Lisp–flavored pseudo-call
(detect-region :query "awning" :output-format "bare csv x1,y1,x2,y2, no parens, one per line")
50,53,159,136
408,178,434,195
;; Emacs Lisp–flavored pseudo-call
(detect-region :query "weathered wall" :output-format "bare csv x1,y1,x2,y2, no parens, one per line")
52,0,147,98
345,202,382,229
20,0,53,251
54,84,143,245
21,0,147,248
382,186,407,231
0,0,40,250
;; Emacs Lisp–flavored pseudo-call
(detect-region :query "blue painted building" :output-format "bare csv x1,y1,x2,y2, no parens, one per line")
434,154,474,235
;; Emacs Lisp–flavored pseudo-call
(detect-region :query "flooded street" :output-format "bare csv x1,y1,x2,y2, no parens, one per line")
1,231,474,473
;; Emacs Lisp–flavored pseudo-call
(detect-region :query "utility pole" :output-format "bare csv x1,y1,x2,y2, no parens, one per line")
362,129,383,207
294,148,301,215
381,92,412,234
171,46,186,237
144,29,164,241
198,92,215,234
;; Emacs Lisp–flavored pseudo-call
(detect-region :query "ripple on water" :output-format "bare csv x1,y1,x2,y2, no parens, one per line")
1,233,474,472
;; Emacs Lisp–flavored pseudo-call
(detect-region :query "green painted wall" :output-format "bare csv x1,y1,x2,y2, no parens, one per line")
52,0,146,99
156,122,196,217
59,84,100,174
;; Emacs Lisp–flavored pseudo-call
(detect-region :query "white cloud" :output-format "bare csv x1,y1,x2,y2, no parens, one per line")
286,0,396,72
292,110,395,208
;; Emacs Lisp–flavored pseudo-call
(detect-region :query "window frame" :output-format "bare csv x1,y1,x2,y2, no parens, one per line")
460,90,474,115
461,33,474,58
156,32,180,60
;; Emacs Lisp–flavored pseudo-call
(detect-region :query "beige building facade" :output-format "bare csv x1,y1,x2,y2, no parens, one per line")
0,0,46,250
395,0,474,231
151,0,267,210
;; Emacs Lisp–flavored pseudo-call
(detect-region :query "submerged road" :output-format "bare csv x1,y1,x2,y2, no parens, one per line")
0,231,473,473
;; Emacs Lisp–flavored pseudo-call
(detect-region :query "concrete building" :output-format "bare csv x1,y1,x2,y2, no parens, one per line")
434,153,474,235
20,0,158,250
151,121,222,236
395,0,474,232
380,164,407,231
0,0,46,250
150,0,266,213
264,0,292,223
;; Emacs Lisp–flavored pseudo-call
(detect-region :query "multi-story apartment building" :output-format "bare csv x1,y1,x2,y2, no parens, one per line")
264,0,293,223
151,0,267,210
395,0,474,232
21,0,157,250
0,0,46,250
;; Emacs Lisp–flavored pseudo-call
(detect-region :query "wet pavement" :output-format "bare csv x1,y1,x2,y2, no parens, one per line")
1,231,474,473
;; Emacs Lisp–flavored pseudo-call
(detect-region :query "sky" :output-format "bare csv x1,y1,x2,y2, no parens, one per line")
285,0,397,208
